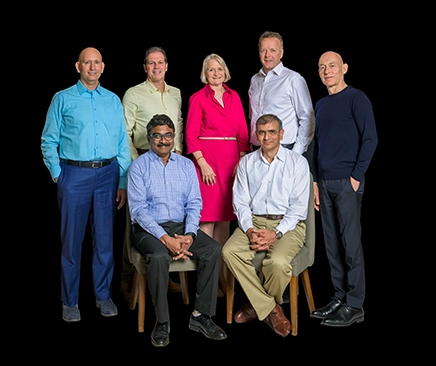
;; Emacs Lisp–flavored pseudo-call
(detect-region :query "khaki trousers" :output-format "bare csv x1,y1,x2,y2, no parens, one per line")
222,216,305,320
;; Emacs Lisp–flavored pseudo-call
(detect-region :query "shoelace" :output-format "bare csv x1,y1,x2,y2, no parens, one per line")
197,316,221,330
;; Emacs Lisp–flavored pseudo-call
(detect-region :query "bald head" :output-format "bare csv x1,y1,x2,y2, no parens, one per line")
78,47,102,63
318,51,343,67
75,47,104,90
318,51,348,94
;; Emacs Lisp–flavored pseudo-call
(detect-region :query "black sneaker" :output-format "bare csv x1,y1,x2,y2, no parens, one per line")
188,314,227,340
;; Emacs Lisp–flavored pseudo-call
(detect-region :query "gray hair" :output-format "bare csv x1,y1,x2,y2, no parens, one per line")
256,114,283,130
144,46,168,64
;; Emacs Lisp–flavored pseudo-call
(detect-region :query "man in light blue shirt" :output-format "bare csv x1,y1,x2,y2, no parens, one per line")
41,47,131,323
248,31,315,155
128,114,227,347
222,114,310,338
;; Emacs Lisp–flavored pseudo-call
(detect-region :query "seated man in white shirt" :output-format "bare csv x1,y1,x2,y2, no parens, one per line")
222,113,310,338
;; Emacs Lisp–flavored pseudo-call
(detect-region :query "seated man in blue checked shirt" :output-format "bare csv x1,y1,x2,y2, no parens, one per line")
128,114,227,347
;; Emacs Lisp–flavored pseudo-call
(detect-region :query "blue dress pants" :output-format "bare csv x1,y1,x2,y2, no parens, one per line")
57,160,119,306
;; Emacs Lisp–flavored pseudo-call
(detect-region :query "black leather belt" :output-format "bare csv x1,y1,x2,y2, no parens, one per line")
256,214,284,220
281,143,295,150
62,157,116,168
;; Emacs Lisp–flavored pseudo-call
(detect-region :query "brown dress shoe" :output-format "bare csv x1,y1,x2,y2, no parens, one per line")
263,304,291,337
234,303,257,323
168,278,182,293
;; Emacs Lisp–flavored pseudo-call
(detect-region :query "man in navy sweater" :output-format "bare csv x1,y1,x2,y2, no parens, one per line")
310,51,378,327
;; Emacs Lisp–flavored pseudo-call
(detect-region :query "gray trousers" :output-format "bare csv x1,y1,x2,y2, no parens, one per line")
131,222,221,323
318,177,365,308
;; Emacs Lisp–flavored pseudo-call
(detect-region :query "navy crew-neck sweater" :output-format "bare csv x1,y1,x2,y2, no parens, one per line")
312,86,378,183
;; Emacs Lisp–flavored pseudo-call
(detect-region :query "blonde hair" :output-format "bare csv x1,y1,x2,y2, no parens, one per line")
200,54,231,84
258,31,284,49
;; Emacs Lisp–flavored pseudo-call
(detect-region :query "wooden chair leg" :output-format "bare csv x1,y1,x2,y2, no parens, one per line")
290,276,298,336
226,266,234,324
137,272,146,332
179,271,189,304
129,270,139,310
301,269,315,312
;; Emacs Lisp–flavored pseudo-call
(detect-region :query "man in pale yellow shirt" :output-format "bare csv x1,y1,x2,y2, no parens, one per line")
121,46,184,300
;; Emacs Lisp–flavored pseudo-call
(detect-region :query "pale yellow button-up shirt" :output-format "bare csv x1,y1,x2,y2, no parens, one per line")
122,80,183,160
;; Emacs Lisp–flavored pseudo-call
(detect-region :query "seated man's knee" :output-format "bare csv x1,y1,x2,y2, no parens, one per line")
263,258,292,273
221,239,240,263
146,252,172,267
221,242,231,259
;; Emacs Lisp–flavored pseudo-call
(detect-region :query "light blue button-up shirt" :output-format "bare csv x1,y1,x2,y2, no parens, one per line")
41,80,131,188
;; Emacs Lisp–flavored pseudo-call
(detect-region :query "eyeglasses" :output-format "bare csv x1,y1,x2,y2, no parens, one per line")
148,132,175,140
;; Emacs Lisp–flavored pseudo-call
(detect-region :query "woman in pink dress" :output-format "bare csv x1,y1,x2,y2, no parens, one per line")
186,54,250,295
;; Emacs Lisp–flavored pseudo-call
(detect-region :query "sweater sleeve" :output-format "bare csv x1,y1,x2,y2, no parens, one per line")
351,91,378,181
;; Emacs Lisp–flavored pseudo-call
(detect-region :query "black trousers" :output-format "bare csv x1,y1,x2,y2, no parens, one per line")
131,221,221,323
318,178,365,308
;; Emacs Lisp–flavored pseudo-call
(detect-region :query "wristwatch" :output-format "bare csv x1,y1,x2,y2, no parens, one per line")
274,229,283,240
186,232,197,241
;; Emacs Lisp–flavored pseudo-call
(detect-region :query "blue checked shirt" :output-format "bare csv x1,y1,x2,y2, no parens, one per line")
127,150,202,239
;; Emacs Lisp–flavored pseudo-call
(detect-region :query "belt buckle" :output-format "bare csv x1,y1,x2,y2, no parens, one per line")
91,161,101,168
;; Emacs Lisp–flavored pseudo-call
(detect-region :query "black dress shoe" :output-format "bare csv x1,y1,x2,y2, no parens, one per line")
188,314,227,340
151,321,170,347
310,298,342,319
321,305,364,327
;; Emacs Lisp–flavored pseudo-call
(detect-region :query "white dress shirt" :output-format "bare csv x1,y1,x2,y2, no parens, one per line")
232,146,310,235
248,62,315,155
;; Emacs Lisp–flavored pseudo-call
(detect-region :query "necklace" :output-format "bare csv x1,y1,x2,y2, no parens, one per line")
215,87,225,99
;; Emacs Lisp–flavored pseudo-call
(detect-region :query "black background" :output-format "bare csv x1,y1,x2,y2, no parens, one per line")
24,7,399,361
